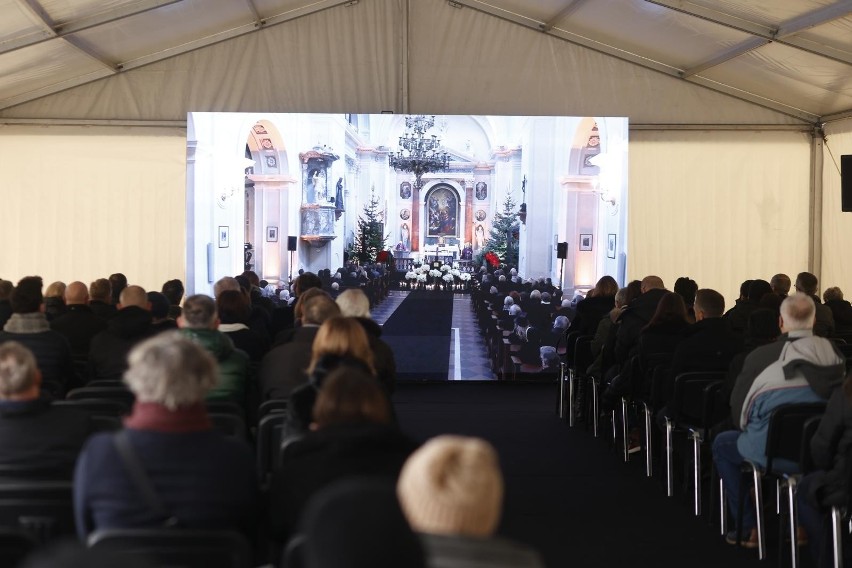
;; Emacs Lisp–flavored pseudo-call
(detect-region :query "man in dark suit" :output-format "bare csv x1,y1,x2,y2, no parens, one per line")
88,285,153,382
0,341,90,477
260,294,340,400
50,281,107,360
795,271,835,337
614,275,667,364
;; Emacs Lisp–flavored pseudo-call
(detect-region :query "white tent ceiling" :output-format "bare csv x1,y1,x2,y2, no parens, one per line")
1,0,851,124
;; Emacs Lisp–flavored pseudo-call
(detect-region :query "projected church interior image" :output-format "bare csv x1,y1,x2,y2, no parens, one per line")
186,113,628,298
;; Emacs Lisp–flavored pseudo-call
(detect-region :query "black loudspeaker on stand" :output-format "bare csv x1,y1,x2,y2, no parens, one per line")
842,155,852,212
556,242,567,289
287,236,297,283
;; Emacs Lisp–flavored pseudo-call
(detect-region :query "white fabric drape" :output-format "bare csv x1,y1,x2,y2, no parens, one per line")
0,126,186,292
628,130,812,305
820,118,852,294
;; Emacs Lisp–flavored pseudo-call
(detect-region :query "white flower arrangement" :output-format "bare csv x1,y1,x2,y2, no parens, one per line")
452,262,460,269
459,272,471,281
440,264,451,272
442,273,454,283
405,271,417,280
450,269,461,277
416,273,427,283
429,269,442,278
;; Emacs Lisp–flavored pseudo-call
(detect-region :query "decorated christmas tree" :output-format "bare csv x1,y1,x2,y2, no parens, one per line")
352,192,388,263
480,192,520,268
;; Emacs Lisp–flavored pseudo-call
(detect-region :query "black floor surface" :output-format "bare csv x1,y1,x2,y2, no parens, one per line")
382,289,454,381
393,382,778,568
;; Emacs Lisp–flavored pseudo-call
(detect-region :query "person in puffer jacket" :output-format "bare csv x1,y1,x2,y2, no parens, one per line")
177,294,249,405
713,293,845,548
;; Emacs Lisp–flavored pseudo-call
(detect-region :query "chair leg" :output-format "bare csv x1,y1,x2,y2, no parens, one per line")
786,479,798,568
719,478,727,536
568,369,576,427
692,432,701,516
591,378,599,438
753,467,766,560
643,403,652,477
558,363,566,419
831,506,843,568
621,397,629,463
665,417,673,497
611,409,617,449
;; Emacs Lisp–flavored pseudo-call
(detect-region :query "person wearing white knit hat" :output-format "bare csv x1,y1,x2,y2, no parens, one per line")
397,435,544,568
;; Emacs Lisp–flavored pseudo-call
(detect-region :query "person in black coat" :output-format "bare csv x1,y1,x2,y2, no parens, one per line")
268,367,417,542
567,276,618,337
88,286,154,382
823,287,852,335
615,276,668,365
0,341,91,478
88,278,116,320
216,290,269,362
659,288,743,420
0,276,76,396
797,378,852,568
50,281,107,360
636,292,690,375
724,279,771,336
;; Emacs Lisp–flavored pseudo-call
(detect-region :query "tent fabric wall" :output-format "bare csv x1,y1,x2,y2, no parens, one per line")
628,130,813,304
0,125,186,293
0,0,802,125
821,118,852,295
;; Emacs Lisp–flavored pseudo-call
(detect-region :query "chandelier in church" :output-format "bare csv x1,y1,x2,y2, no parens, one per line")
388,115,451,189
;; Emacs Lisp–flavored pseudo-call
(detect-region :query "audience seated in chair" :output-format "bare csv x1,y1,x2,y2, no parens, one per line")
50,281,107,361
177,295,249,405
260,294,339,401
160,279,184,321
614,276,667,365
797,376,852,568
298,478,425,568
43,281,66,322
823,286,852,336
88,285,154,383
724,279,771,336
0,341,90,478
336,289,397,396
397,435,544,568
216,290,270,363
713,293,845,548
145,292,177,335
87,279,116,320
73,332,257,540
796,272,835,338
567,276,618,337
0,276,76,395
268,367,416,542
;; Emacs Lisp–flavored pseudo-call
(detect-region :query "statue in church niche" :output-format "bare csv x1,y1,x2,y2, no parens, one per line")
475,181,487,200
474,224,485,251
400,181,412,199
310,169,327,202
400,222,411,251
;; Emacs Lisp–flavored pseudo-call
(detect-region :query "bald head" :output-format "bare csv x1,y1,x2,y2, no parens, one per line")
119,285,149,310
64,281,89,305
641,276,665,293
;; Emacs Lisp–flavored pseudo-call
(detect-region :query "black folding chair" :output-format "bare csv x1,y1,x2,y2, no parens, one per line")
87,529,252,568
54,398,130,418
257,412,287,486
0,528,36,566
209,413,247,439
66,387,135,406
732,402,826,561
0,480,75,543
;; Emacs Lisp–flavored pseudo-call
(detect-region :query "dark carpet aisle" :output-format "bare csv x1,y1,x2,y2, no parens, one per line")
381,289,454,381
393,382,763,568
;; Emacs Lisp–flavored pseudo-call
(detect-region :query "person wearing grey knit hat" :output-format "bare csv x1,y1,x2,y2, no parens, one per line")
397,435,544,568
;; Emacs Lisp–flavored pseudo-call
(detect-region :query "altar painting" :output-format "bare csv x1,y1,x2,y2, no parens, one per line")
426,186,458,237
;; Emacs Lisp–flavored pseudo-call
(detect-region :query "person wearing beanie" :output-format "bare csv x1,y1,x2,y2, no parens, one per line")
397,435,544,568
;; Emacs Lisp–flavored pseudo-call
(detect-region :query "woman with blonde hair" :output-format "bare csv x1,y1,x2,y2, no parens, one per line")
307,316,375,379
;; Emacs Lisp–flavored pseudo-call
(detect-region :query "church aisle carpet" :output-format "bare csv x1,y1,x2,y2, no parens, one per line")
381,289,454,381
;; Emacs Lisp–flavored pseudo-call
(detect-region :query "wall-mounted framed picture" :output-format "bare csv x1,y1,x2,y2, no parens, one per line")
579,234,593,251
607,234,616,259
218,226,229,248
266,226,278,242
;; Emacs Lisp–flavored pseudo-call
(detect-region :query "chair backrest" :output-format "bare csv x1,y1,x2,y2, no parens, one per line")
799,415,822,475
66,387,135,406
258,399,288,422
256,412,287,485
205,401,245,422
0,528,36,566
673,372,727,424
765,402,827,473
281,533,306,568
209,413,247,439
86,379,127,388
0,480,75,544
572,336,595,377
702,381,729,432
53,398,131,417
87,529,252,568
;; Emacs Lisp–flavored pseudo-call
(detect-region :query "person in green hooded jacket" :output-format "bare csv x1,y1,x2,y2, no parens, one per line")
177,294,249,405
